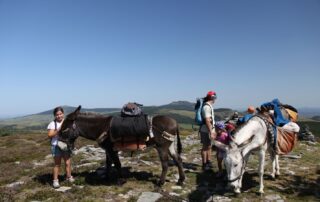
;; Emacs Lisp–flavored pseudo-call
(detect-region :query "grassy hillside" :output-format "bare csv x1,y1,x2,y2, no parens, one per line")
1,102,320,138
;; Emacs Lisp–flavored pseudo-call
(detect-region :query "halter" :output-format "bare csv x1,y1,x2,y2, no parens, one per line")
227,149,246,183
59,120,82,148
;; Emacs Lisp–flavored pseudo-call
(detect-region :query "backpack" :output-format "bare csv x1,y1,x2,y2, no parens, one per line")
121,102,143,117
194,98,205,125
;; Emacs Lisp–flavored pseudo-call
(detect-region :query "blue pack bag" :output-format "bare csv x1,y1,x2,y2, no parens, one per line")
194,98,205,125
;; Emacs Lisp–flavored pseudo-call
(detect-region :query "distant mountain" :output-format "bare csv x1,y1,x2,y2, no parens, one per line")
37,105,120,115
297,107,320,118
4,101,318,131
159,101,195,111
0,101,235,130
312,116,320,121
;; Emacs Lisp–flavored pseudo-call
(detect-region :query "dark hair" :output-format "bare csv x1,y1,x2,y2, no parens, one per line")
53,106,64,116
204,95,215,102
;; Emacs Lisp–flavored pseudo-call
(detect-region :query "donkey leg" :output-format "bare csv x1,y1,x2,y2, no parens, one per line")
156,147,169,186
105,152,112,179
269,151,276,179
168,143,185,185
275,154,280,176
105,145,125,185
258,149,266,194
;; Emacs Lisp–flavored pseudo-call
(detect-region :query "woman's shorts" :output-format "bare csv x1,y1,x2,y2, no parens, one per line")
51,145,71,157
217,149,226,159
200,132,212,147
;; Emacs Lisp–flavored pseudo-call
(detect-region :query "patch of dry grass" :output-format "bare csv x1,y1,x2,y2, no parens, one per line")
0,131,319,201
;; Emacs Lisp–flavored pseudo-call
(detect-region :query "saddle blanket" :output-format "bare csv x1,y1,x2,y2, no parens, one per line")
110,115,149,142
276,127,297,155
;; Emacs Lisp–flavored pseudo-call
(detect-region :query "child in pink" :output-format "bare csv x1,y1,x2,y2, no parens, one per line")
215,121,230,177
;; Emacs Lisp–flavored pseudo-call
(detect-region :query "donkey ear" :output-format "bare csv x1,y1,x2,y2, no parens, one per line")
74,105,81,115
68,105,81,120
213,140,228,151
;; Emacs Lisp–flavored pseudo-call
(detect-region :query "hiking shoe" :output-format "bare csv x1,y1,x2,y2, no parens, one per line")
66,176,75,183
215,172,223,178
53,179,60,188
206,161,213,168
202,163,211,171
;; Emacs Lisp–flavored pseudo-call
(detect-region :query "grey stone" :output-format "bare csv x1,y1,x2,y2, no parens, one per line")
74,162,99,168
54,186,72,192
169,192,180,196
171,185,182,190
137,192,162,202
6,181,24,188
265,194,282,201
207,195,232,202
281,154,301,159
285,170,295,175
139,160,153,166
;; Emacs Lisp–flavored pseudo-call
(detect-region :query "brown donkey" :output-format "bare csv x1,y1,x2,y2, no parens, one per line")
59,106,185,186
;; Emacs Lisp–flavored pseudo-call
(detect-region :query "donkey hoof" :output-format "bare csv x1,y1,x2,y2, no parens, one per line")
117,179,126,186
234,188,241,194
177,179,184,186
156,180,165,187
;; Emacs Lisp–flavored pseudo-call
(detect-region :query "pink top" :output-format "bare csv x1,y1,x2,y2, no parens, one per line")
216,131,230,145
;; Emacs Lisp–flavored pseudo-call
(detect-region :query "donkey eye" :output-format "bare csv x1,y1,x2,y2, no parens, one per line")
234,164,238,167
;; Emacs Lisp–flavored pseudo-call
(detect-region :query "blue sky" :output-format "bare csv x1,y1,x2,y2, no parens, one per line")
0,0,319,117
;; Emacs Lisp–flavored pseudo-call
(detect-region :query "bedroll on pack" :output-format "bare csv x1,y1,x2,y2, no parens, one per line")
194,98,204,125
121,102,143,117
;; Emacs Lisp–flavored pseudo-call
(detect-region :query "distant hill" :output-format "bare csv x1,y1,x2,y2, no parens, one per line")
0,101,235,130
311,116,320,121
2,101,319,132
297,107,320,118
37,105,120,115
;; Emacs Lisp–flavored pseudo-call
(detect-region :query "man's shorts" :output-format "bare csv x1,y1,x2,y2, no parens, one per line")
200,132,212,147
51,145,71,157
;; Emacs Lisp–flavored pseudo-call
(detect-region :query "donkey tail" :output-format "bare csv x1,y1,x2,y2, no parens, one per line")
176,126,182,155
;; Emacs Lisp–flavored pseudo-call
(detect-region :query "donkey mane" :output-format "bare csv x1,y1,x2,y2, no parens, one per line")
77,112,109,119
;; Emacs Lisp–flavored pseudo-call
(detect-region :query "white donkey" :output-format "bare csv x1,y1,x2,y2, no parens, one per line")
214,114,299,194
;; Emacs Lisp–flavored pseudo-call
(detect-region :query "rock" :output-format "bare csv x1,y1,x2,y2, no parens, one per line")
171,185,182,190
169,192,180,196
180,155,187,160
15,161,20,165
74,162,99,169
192,158,201,163
285,170,295,175
207,195,232,202
55,186,72,192
281,154,301,159
307,141,316,145
6,181,24,189
265,194,282,201
300,167,309,170
137,192,162,202
139,160,153,166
